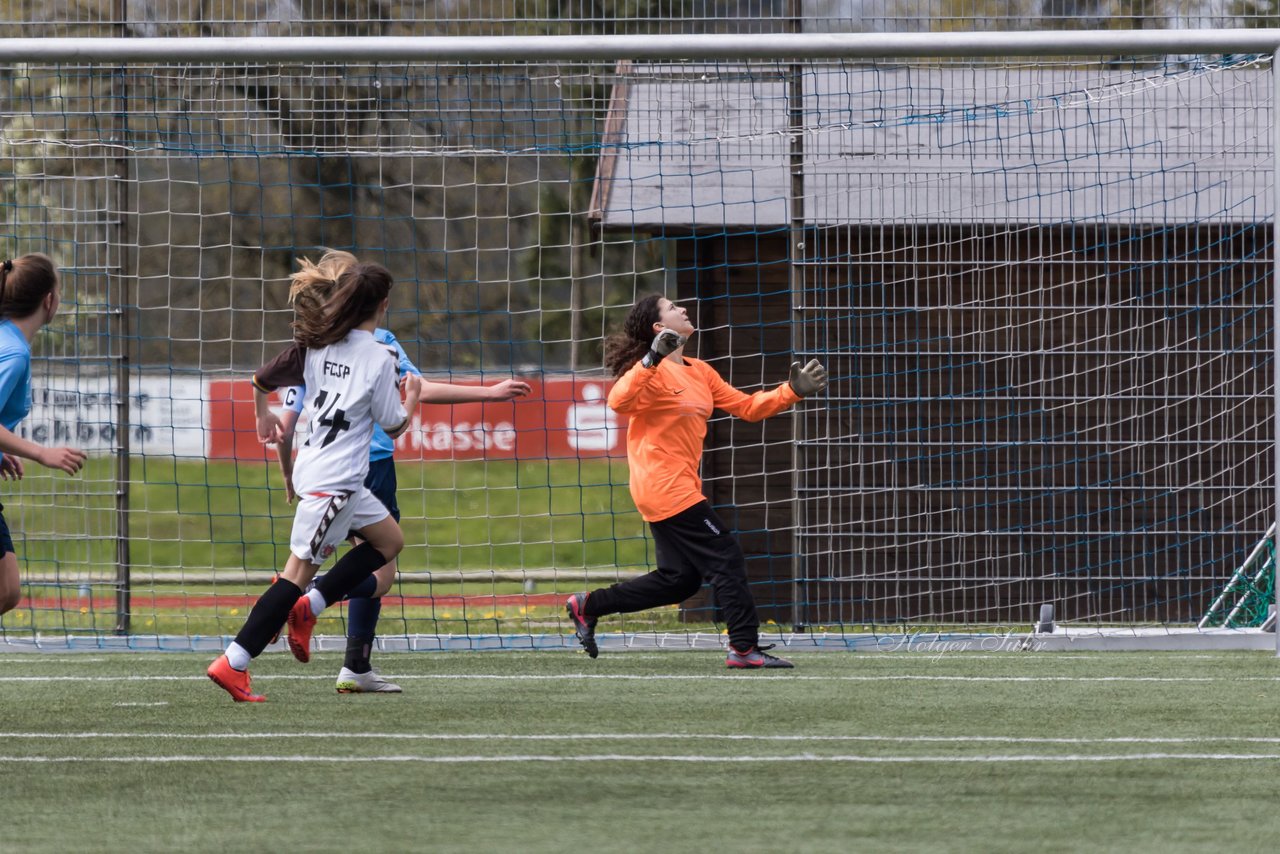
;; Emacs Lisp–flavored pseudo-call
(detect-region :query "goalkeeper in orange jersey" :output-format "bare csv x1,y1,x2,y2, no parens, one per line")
565,294,827,668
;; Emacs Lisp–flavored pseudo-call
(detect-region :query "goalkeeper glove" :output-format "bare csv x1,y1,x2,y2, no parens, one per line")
641,328,687,369
788,358,828,397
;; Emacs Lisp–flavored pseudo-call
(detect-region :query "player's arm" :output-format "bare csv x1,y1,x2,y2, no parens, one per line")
606,359,666,415
274,386,304,503
0,353,84,475
607,329,685,414
0,424,84,475
276,411,299,502
703,361,803,423
250,343,306,445
380,329,532,403
0,453,22,481
372,355,419,439
420,377,532,403
385,375,422,439
382,327,531,410
382,329,421,379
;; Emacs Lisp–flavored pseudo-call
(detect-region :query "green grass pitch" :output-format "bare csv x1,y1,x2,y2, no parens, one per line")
12,457,648,577
5,458,661,637
2,649,1278,853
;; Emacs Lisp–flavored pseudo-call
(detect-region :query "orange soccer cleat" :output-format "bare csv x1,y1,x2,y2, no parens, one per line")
286,595,316,663
207,655,266,702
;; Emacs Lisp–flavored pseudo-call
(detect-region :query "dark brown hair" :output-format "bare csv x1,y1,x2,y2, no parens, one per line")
0,253,58,320
603,293,664,377
294,261,393,349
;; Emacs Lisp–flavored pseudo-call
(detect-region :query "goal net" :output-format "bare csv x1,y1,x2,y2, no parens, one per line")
0,39,1273,649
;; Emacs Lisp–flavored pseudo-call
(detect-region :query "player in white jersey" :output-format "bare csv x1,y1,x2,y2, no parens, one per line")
207,261,423,702
276,250,531,692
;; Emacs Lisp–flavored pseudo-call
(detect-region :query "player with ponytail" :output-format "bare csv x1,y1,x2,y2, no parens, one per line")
275,250,531,693
208,262,423,701
0,254,87,617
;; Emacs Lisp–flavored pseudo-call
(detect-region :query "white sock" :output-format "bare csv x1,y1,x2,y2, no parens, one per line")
224,642,251,671
306,588,327,617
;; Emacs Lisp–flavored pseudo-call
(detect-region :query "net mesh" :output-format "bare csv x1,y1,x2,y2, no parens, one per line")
0,49,1272,645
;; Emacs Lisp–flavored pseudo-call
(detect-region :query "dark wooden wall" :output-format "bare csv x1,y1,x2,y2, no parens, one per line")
674,223,1274,627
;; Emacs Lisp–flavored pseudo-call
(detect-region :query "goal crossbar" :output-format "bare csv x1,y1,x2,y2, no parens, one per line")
2,30,1280,63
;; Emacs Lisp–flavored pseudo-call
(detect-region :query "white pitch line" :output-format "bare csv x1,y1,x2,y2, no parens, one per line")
844,660,1254,665
4,752,1280,764
0,660,1249,665
110,702,169,708
6,732,1280,745
0,657,112,663
3,673,1280,684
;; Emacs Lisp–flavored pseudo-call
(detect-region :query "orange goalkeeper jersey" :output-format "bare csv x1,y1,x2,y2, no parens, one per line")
608,356,801,522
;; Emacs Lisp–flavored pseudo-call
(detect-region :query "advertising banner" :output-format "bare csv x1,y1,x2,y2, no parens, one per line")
206,376,625,461
18,374,206,458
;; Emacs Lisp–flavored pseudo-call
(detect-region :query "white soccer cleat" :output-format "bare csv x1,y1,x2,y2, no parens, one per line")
335,667,402,694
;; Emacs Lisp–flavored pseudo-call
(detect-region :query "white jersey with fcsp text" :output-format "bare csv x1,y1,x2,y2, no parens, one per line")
272,330,406,496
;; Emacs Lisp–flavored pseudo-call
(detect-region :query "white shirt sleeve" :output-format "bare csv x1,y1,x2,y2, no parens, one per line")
369,356,408,431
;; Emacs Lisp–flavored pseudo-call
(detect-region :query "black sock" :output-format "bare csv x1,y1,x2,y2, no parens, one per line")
344,633,374,674
314,542,389,607
233,578,302,658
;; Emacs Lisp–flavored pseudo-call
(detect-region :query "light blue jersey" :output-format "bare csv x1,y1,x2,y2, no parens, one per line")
285,327,420,462
0,319,32,433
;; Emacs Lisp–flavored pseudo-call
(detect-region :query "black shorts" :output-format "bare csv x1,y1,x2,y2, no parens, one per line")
0,503,12,559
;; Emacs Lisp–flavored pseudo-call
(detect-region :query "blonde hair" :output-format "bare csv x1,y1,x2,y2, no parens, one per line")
288,249,356,341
